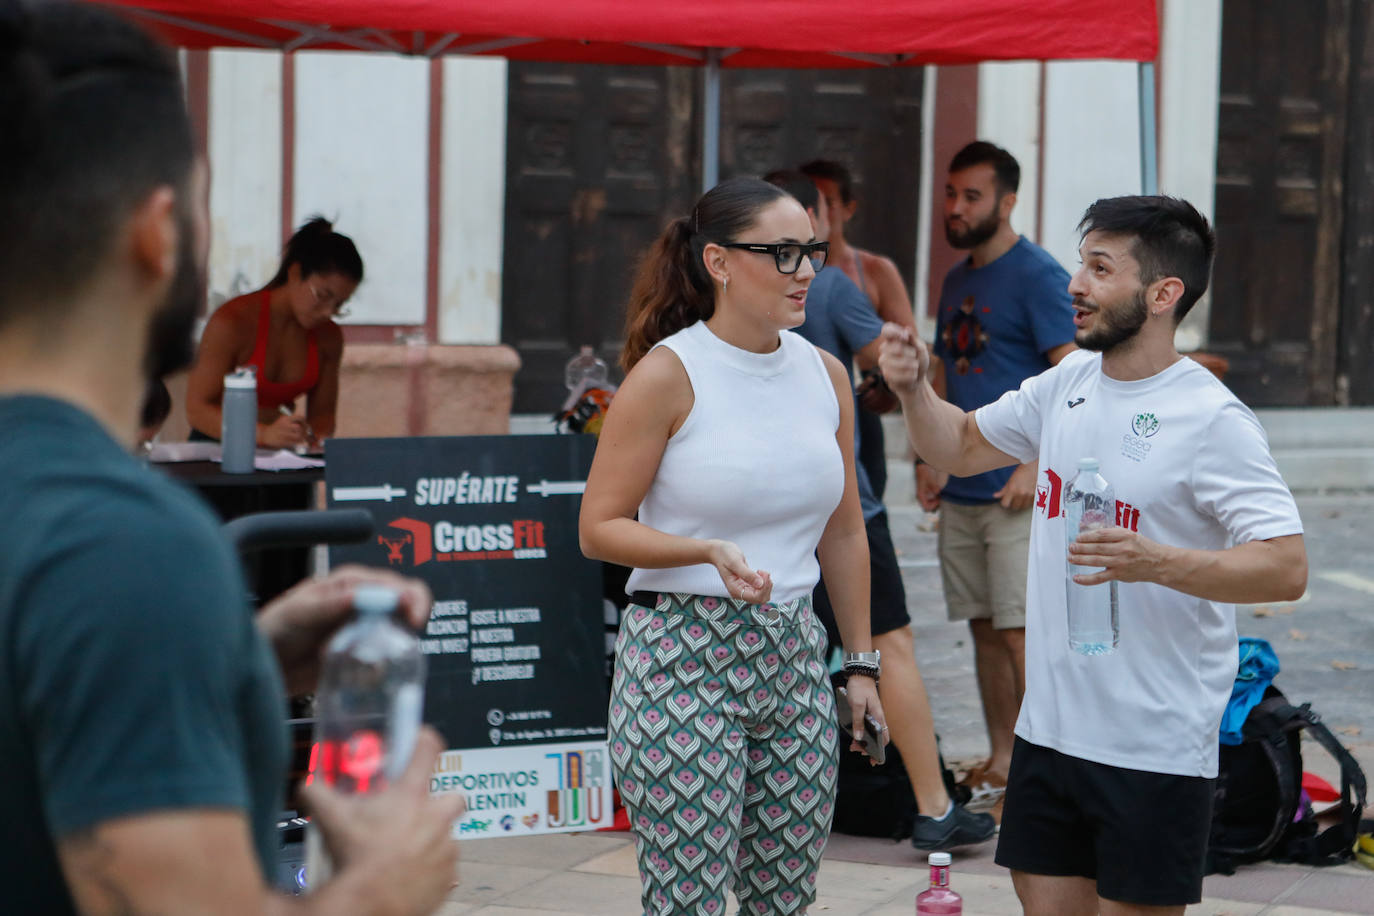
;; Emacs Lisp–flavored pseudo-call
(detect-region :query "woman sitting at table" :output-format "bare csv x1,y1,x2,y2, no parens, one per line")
186,217,360,450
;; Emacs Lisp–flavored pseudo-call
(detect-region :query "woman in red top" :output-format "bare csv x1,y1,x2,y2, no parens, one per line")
187,218,361,450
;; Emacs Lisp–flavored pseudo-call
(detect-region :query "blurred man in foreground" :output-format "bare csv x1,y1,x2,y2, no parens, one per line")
0,3,462,912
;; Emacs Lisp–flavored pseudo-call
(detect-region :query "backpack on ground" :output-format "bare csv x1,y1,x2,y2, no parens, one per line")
828,675,968,840
1206,685,1367,875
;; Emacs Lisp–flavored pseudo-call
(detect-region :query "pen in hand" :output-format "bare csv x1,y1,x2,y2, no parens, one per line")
277,403,313,454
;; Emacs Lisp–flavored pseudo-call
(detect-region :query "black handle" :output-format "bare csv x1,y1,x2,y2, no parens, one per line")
223,509,374,554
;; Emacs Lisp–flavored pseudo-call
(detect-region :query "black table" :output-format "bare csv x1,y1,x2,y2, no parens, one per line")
153,460,325,604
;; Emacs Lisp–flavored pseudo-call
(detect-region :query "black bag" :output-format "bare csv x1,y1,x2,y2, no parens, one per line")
1207,686,1367,875
828,674,968,840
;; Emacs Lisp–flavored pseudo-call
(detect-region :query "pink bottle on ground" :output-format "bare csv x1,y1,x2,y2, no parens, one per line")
916,852,962,914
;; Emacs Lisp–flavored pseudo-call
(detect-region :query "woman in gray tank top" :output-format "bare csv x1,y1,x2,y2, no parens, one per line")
581,177,887,916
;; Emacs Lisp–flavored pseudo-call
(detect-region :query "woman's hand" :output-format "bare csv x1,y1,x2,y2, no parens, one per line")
842,674,888,764
259,413,308,449
707,539,773,604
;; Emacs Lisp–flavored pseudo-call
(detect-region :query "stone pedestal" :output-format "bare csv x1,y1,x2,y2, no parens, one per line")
160,343,522,442
337,343,521,437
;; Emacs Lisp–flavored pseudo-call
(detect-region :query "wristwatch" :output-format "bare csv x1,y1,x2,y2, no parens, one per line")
842,649,881,681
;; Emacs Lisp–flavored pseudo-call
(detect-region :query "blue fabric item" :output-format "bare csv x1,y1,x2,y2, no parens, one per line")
795,266,886,520
1219,637,1281,746
934,237,1075,503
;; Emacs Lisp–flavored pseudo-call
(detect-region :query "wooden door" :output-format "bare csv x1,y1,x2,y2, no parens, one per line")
502,65,925,413
501,64,697,413
1340,0,1374,405
1210,0,1351,405
719,68,925,289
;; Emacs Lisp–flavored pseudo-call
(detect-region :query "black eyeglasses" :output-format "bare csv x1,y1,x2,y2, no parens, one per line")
719,241,829,274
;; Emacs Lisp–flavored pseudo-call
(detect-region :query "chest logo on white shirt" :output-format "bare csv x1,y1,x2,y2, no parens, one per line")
1122,411,1161,462
1131,412,1161,437
1036,467,1142,531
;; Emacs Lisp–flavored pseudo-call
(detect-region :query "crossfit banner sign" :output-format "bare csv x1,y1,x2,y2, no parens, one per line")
326,435,611,835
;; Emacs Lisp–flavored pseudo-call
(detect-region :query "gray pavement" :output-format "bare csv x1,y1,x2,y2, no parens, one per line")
442,491,1374,915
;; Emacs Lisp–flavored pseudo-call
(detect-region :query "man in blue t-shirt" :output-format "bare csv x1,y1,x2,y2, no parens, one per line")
924,142,1076,806
765,171,995,851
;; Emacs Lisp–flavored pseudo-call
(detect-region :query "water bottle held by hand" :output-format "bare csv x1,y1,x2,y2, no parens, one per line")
1063,457,1119,656
305,585,426,885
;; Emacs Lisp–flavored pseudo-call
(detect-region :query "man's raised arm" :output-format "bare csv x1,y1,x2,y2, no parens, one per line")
877,323,1018,478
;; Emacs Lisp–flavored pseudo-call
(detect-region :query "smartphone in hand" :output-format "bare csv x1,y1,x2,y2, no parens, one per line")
835,685,886,765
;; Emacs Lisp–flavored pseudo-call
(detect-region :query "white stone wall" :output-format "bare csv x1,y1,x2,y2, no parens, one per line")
970,2,1223,346
439,57,508,345
207,49,282,312
293,51,429,327
1040,61,1145,274
976,61,1043,244
1158,0,1223,350
203,49,509,338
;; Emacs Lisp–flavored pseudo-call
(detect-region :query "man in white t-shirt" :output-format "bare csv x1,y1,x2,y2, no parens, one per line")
879,195,1306,915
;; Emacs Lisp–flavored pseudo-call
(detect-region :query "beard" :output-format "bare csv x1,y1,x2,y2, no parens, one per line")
944,208,1001,250
1075,287,1149,354
142,205,205,381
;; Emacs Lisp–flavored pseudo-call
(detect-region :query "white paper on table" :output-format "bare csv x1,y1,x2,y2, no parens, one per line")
252,449,325,471
148,441,222,463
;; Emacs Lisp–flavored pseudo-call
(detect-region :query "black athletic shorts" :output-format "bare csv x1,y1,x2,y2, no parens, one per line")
812,510,911,651
995,736,1216,907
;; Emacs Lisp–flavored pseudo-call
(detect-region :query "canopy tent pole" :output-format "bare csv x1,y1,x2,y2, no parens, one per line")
1138,61,1158,195
702,48,721,192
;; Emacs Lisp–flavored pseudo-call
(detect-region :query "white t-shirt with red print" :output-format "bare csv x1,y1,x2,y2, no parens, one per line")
975,349,1303,777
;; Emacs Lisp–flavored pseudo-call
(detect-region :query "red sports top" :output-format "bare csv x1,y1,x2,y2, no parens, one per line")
246,289,319,409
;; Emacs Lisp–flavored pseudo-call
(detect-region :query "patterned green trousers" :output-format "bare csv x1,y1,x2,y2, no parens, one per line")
609,592,840,915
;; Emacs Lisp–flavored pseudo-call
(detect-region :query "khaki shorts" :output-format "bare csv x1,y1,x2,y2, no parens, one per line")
937,500,1031,630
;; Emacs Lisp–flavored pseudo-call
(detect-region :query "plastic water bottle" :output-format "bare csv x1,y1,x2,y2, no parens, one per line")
564,345,609,392
305,585,426,885
916,852,962,914
1063,457,1120,656
220,367,257,474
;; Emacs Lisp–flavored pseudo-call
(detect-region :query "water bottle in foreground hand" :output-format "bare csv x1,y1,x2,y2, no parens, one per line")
1063,457,1119,656
305,585,426,884
916,852,962,914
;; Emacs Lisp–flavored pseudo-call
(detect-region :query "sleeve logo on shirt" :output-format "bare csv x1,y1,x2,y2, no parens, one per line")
1036,467,1142,532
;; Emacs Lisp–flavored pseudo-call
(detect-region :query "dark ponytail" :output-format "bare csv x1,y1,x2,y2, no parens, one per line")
621,177,788,371
269,216,364,287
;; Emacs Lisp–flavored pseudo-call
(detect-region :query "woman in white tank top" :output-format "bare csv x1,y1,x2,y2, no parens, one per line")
581,178,887,916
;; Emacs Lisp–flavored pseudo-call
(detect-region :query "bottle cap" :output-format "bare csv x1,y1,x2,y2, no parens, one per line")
353,585,400,616
928,852,951,866
1077,457,1100,471
224,366,257,389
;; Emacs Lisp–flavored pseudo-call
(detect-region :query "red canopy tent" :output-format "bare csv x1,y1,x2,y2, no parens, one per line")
96,1,1157,66
96,0,1161,188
